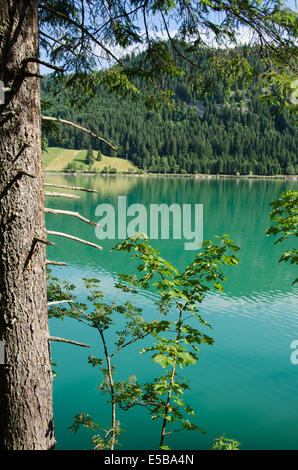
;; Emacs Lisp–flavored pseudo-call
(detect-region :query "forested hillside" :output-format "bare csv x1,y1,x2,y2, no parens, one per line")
42,48,297,176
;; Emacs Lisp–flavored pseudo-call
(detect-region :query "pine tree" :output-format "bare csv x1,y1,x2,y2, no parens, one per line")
0,0,296,450
86,145,94,165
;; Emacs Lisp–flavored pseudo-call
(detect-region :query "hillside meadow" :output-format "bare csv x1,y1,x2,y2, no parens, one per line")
42,147,137,173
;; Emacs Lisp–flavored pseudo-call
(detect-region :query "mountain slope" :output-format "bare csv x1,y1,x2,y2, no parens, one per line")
41,49,297,176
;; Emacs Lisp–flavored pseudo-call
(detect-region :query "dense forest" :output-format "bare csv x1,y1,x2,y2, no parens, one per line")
42,48,297,176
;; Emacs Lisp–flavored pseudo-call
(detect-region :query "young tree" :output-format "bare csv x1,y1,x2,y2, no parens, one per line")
49,234,239,450
86,145,95,165
113,234,239,449
0,0,296,450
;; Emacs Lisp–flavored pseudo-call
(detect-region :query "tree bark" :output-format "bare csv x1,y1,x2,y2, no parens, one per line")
0,0,55,449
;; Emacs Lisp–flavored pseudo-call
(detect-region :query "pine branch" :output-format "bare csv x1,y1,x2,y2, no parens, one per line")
39,31,82,59
47,231,103,250
93,4,145,36
39,3,121,64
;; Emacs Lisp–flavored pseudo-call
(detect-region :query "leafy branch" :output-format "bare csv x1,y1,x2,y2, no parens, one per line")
266,190,298,285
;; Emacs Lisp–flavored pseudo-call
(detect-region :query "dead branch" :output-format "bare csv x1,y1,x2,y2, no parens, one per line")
41,116,117,151
24,72,44,79
44,191,80,199
46,260,69,266
48,336,90,348
47,300,73,306
24,237,56,270
35,237,56,246
13,142,30,163
22,58,64,73
44,183,98,193
45,207,100,227
47,230,103,250
15,169,36,178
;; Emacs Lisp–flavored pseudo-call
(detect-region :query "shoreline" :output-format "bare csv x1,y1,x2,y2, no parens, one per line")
43,170,298,181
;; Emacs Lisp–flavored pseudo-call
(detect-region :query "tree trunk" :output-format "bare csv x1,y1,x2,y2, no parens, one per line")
0,0,55,449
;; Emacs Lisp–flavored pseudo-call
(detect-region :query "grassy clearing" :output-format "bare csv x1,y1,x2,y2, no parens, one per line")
42,147,66,168
73,149,136,172
42,147,81,170
42,147,137,173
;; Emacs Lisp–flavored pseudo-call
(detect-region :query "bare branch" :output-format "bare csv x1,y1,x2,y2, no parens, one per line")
15,168,36,178
44,183,98,193
24,237,56,270
48,336,90,348
164,428,184,435
47,230,103,250
45,207,100,227
35,237,56,246
13,142,30,163
48,300,73,306
0,112,15,127
41,116,117,152
24,72,44,79
22,58,64,73
44,191,80,199
46,260,69,266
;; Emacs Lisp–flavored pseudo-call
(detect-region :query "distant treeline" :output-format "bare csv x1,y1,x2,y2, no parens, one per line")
41,48,297,175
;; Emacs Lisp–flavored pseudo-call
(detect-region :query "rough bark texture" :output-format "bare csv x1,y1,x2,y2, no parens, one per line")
0,0,55,449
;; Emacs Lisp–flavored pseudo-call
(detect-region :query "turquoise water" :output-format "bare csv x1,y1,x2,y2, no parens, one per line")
45,175,298,450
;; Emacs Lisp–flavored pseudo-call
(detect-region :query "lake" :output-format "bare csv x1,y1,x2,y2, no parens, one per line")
44,174,298,450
